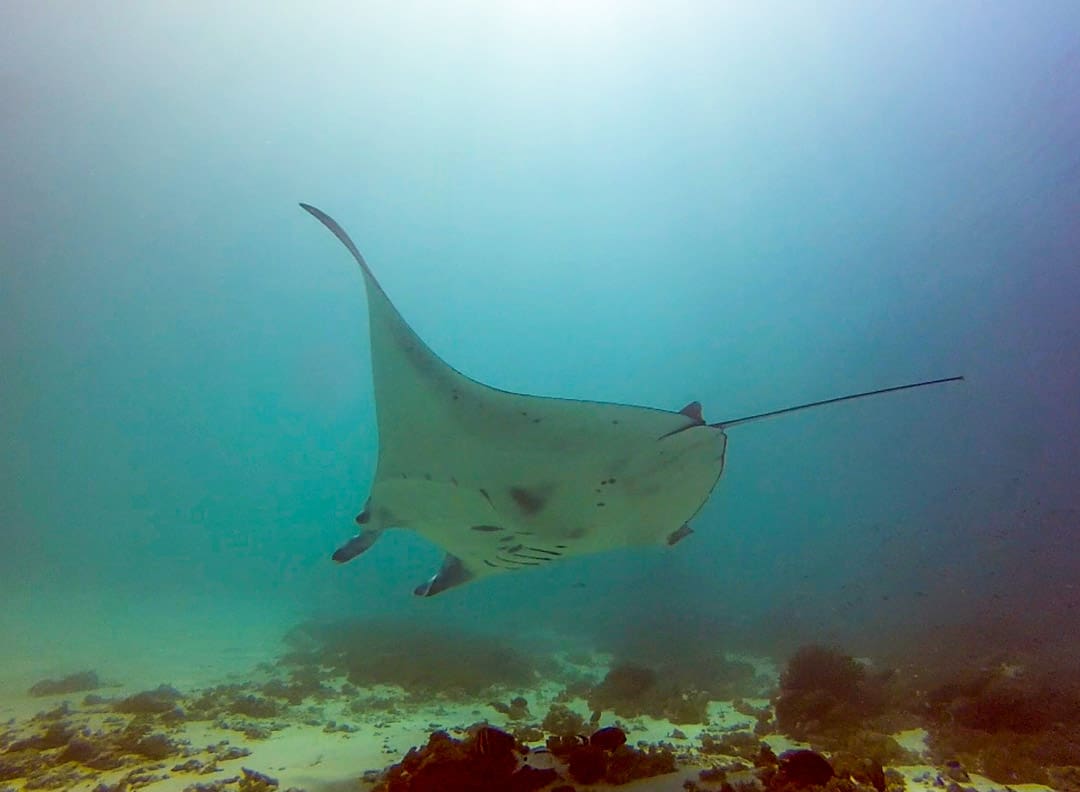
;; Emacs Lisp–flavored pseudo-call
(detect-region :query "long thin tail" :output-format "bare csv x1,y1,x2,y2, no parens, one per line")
713,375,964,429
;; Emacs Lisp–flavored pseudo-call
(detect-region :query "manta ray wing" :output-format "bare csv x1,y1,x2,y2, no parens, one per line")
300,204,727,595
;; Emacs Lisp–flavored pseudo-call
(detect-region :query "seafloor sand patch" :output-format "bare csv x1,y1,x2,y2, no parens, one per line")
1,615,1074,791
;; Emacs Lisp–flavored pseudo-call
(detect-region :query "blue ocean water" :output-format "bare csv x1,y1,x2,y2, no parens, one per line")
2,2,1079,787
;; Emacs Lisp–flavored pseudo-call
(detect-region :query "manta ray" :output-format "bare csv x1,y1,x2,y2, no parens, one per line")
300,204,962,597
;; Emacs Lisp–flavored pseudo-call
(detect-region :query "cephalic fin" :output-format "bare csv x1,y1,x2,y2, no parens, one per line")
666,523,694,546
332,529,382,563
414,554,474,597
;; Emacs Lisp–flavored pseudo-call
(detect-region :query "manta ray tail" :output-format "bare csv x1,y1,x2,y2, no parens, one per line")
712,376,964,429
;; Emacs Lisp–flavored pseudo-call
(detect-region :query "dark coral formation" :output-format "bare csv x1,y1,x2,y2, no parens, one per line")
280,618,536,698
587,662,711,723
489,696,530,720
374,726,555,792
919,666,1080,787
115,684,185,716
547,726,675,785
0,706,193,788
578,646,761,727
589,726,627,751
774,645,891,740
700,730,768,763
372,724,674,791
583,651,759,726
775,749,834,787
28,671,101,698
539,704,586,737
0,707,267,792
237,766,283,791
923,666,1078,733
0,671,303,790
692,743,903,792
770,643,1080,788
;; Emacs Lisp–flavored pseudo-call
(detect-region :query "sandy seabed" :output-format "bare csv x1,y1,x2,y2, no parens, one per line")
0,592,1064,792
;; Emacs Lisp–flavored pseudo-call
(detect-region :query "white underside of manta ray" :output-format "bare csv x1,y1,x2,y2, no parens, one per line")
300,203,962,597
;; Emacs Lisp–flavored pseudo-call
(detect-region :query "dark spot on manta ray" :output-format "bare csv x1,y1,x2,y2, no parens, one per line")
509,486,547,515
424,473,432,481
471,524,503,532
596,502,606,507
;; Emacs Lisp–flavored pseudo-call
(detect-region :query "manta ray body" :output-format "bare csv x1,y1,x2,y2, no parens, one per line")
300,204,961,597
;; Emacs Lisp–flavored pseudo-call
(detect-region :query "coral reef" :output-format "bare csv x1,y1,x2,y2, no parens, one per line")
489,696,530,720
373,726,555,792
28,671,101,697
548,726,673,786
0,708,191,788
6,617,1074,791
0,673,296,791
690,744,906,792
775,748,834,787
589,726,627,751
587,662,712,723
371,724,675,791
114,684,185,716
581,649,761,727
920,666,1080,786
774,645,892,740
699,730,770,764
547,725,676,786
540,704,586,737
280,618,536,698
923,665,1079,733
768,643,1080,788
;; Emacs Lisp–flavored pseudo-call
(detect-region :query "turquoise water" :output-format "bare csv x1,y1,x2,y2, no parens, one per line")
2,3,1079,787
